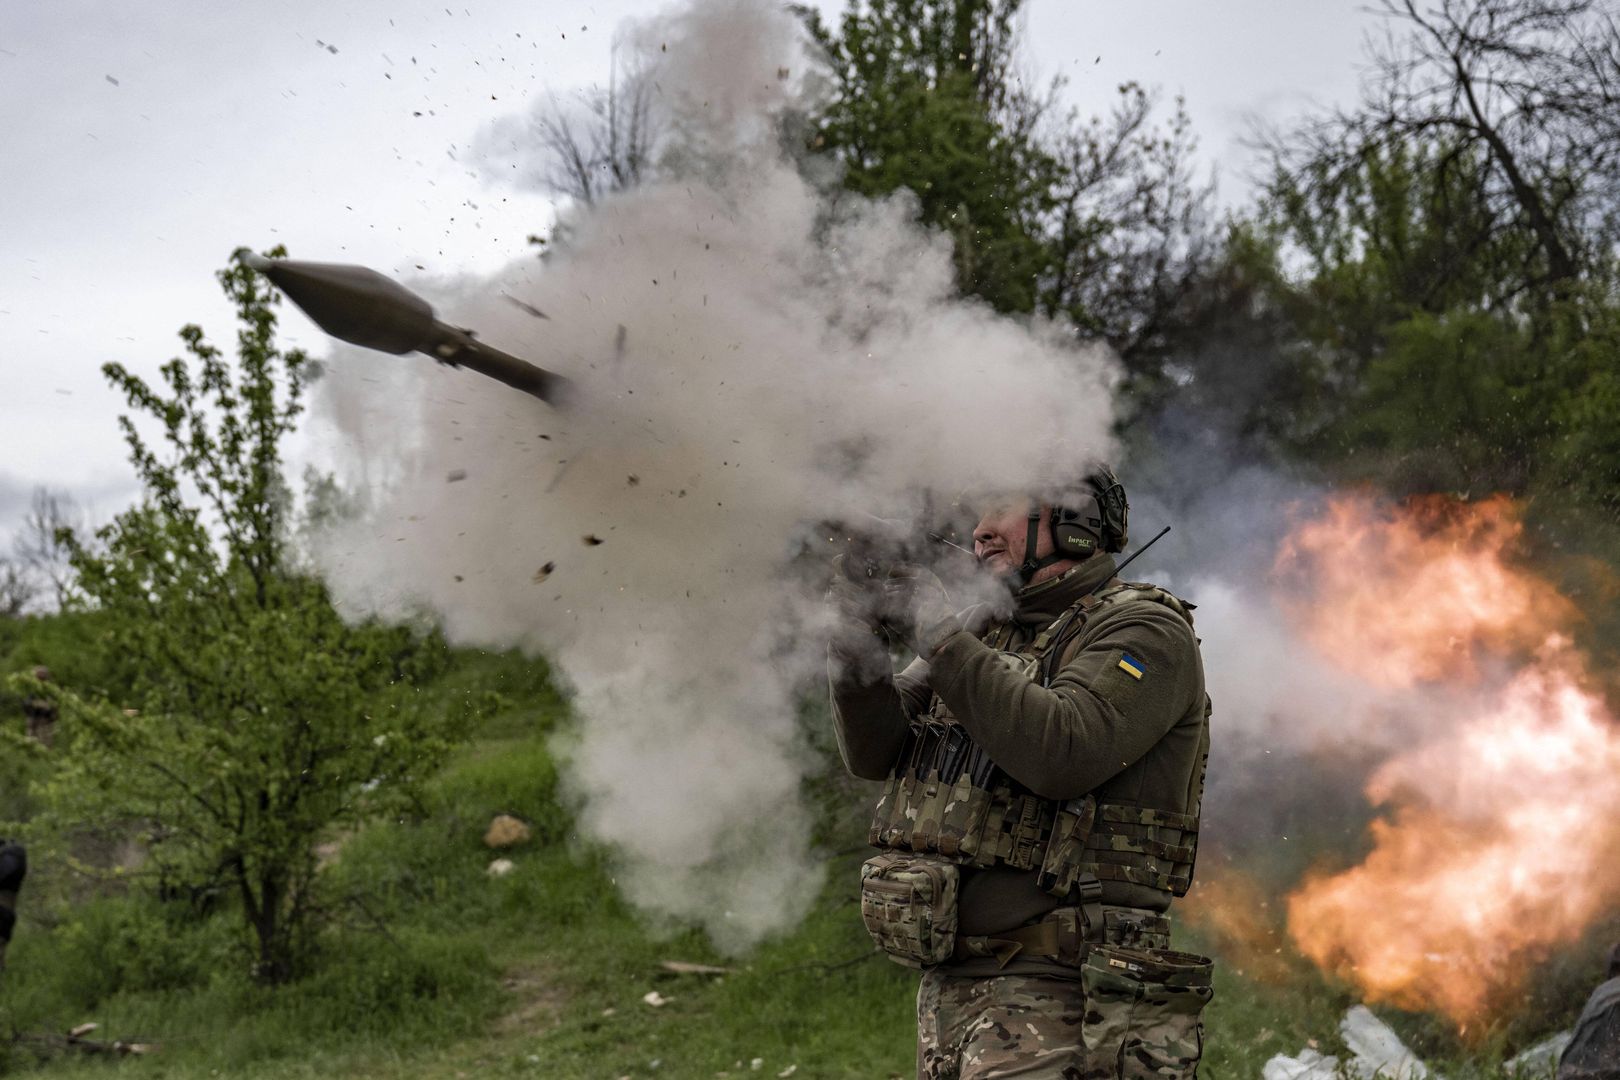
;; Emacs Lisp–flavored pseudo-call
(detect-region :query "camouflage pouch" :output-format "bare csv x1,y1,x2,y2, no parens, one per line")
1080,945,1214,1079
909,769,947,851
1036,795,1097,896
868,773,903,848
859,852,960,969
936,774,989,858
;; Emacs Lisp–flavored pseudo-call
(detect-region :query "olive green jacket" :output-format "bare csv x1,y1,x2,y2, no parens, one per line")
831,554,1209,973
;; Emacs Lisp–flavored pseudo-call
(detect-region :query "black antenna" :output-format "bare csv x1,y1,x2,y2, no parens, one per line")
1113,526,1170,578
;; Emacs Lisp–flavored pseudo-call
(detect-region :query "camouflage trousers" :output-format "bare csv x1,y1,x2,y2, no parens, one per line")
916,966,1208,1080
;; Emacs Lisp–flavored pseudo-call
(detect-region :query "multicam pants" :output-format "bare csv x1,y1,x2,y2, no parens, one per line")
916,964,1209,1080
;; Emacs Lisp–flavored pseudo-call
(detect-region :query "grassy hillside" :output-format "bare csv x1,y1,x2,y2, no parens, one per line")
0,645,1590,1078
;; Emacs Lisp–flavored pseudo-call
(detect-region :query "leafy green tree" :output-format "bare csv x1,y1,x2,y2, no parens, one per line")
1175,0,1620,505
803,0,1211,380
25,249,475,983
804,0,1056,315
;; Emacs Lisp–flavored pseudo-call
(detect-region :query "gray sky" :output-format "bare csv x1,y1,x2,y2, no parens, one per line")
0,0,1373,537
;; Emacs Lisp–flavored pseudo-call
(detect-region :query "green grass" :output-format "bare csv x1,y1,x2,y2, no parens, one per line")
0,646,1595,1077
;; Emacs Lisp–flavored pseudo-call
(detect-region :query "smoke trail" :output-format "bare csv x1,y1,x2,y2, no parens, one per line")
310,0,1118,950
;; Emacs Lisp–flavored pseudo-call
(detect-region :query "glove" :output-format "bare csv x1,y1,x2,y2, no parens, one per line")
826,555,890,670
884,566,979,657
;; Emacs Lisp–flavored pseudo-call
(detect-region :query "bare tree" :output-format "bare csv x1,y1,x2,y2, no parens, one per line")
1039,84,1213,370
12,487,81,610
1271,0,1620,299
0,557,35,619
531,47,661,205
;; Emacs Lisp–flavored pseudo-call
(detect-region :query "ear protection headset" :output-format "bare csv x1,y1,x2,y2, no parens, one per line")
1017,466,1130,583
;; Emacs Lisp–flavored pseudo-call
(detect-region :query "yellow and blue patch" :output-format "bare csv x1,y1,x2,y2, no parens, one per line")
1117,653,1145,680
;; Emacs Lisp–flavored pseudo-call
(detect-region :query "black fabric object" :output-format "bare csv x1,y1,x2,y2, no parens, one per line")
1561,976,1620,1080
0,840,24,950
0,841,25,894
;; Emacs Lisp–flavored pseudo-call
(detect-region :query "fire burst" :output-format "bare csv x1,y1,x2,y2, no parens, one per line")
1276,494,1620,1026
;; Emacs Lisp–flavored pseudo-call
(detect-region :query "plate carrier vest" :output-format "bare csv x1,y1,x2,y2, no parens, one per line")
867,581,1209,901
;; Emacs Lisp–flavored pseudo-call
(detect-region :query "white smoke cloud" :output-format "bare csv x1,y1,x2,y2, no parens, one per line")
310,0,1119,950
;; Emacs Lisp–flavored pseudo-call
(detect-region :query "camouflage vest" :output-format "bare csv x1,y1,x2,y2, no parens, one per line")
868,581,1208,899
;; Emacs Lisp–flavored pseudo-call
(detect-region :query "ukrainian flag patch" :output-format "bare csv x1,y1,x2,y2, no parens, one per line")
1118,653,1145,680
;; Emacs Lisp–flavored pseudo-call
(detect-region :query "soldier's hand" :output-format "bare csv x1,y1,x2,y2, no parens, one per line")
826,555,891,672
884,566,976,657
827,555,886,625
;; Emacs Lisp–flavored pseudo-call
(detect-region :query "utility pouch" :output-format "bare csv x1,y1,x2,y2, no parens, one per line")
936,773,982,857
859,852,960,969
879,771,921,848
909,769,947,851
968,783,1015,867
867,773,903,848
1080,946,1214,1078
1036,795,1097,896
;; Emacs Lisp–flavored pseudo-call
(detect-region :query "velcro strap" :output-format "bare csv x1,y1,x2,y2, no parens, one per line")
1084,833,1196,864
1097,804,1197,832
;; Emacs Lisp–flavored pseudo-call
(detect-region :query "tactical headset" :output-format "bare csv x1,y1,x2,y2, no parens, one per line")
1018,466,1130,583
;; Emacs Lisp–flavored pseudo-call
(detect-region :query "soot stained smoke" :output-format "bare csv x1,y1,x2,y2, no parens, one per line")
310,0,1119,950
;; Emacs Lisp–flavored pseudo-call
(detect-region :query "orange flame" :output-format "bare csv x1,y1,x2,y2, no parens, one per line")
1274,494,1578,688
1277,493,1620,1027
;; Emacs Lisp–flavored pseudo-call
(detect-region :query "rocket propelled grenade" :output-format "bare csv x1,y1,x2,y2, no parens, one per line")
244,254,570,405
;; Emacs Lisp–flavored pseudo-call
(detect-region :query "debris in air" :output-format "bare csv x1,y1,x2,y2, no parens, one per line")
582,535,604,547
446,468,467,482
104,75,120,86
502,293,550,320
627,475,640,486
533,562,556,582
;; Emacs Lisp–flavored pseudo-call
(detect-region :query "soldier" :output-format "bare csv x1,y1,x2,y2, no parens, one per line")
1559,942,1620,1080
828,467,1213,1079
0,839,24,973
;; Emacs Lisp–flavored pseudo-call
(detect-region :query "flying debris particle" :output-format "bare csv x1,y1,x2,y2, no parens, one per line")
104,74,120,86
454,575,464,582
582,534,604,547
501,293,550,320
627,475,640,486
446,468,468,482
533,562,556,582
315,39,339,54
538,433,552,440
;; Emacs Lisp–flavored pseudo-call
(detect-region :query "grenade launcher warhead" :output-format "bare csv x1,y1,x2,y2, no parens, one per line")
243,254,571,406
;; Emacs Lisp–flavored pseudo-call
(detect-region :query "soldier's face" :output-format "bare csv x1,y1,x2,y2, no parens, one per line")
972,498,1054,576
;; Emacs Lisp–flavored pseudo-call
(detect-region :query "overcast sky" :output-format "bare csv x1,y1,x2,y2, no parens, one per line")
0,0,1373,538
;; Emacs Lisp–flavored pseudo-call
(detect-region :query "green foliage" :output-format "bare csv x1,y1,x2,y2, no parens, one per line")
14,248,479,984
804,0,1210,379
806,0,1054,314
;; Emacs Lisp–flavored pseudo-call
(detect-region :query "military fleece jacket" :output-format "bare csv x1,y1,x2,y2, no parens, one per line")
831,553,1208,978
